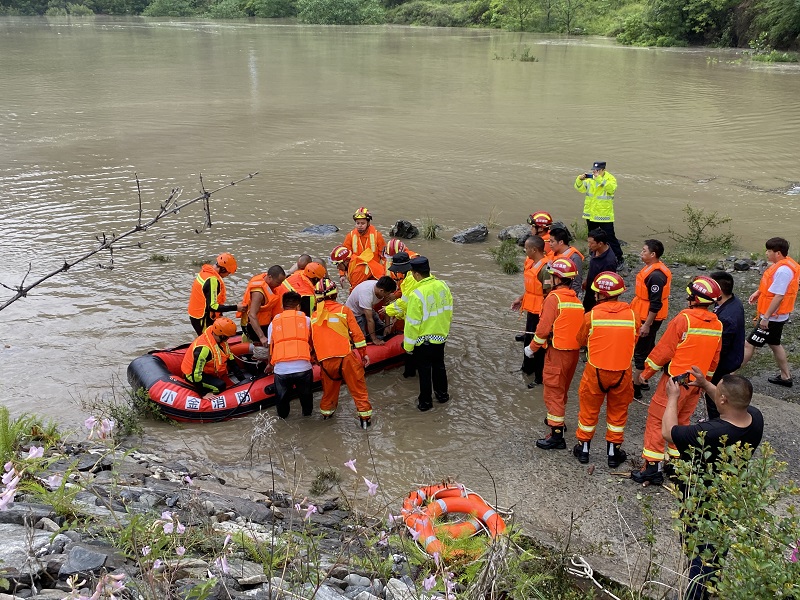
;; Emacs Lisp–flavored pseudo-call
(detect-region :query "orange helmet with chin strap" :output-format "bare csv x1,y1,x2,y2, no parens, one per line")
548,258,578,280
211,317,236,338
687,276,722,304
527,211,553,228
304,262,326,281
216,252,237,275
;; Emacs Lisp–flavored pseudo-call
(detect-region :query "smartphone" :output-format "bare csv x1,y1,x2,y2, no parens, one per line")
584,173,593,179
671,372,691,386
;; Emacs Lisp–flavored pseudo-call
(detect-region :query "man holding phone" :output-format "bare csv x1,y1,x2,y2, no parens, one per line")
574,161,623,266
631,276,723,484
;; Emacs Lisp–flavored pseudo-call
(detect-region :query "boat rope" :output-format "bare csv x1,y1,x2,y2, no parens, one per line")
567,555,623,600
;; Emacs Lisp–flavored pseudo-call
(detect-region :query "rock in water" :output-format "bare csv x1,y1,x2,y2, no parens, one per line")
498,224,530,246
389,220,419,239
452,224,488,244
733,260,751,272
300,224,339,235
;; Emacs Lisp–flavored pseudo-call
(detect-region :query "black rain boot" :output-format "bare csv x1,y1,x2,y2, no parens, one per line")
631,461,664,485
515,333,525,342
607,442,628,468
573,441,590,464
633,384,643,400
359,417,371,429
536,426,566,450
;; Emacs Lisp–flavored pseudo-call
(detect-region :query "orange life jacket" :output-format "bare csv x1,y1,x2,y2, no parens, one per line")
631,262,672,322
270,310,311,365
187,264,226,320
550,288,584,350
344,225,386,262
667,309,722,377
180,329,231,377
238,274,283,328
311,300,365,360
562,246,585,262
540,232,555,261
587,301,638,371
522,257,548,315
284,271,316,296
757,257,800,317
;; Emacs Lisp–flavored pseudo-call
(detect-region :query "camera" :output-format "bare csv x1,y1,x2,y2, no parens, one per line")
671,372,691,386
584,173,593,179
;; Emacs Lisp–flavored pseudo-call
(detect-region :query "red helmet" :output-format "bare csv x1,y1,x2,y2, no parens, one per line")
304,262,326,281
527,211,553,228
216,252,237,275
314,278,338,299
353,207,372,221
386,239,407,257
548,258,578,280
330,245,352,263
591,271,625,297
211,317,236,338
687,275,722,304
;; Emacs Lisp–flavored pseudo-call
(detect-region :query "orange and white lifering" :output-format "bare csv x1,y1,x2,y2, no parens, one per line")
401,483,507,556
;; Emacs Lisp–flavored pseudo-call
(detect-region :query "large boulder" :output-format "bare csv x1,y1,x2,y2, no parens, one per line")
300,225,339,235
497,224,530,247
452,224,488,244
389,220,419,239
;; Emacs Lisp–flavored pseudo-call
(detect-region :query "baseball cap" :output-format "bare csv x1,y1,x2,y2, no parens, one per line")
410,256,430,272
592,161,606,170
388,252,412,274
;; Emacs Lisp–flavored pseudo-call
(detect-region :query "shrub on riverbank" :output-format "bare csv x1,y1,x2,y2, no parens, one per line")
296,0,385,24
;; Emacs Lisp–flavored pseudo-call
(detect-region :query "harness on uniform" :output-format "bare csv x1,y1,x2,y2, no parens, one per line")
596,368,626,394
320,356,346,382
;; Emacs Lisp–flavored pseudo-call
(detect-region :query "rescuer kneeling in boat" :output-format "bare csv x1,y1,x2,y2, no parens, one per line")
311,278,373,429
181,317,246,397
525,258,584,450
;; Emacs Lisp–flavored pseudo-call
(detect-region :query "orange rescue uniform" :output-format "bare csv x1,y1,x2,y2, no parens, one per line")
576,301,639,444
238,274,285,332
630,262,672,322
757,257,800,317
187,264,226,322
640,307,722,461
343,225,386,263
521,257,548,315
529,287,584,426
346,252,386,288
311,300,371,418
180,329,233,380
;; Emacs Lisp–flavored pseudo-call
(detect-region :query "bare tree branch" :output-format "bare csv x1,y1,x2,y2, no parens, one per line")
0,171,259,312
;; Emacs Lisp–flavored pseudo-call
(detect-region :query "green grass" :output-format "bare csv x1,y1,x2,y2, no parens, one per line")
750,50,799,63
421,216,439,241
489,239,523,274
149,253,173,263
661,249,720,267
309,466,341,496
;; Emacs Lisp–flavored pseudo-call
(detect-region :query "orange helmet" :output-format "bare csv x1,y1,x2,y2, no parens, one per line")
386,239,407,257
591,271,626,296
687,275,722,304
353,207,372,221
304,262,326,281
211,317,236,338
527,211,553,228
314,278,338,299
330,245,352,263
548,258,578,280
216,252,237,275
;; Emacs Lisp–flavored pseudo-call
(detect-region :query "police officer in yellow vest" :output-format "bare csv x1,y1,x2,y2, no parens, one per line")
574,161,623,266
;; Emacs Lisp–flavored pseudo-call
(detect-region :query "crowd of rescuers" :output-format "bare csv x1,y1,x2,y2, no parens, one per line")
182,206,453,429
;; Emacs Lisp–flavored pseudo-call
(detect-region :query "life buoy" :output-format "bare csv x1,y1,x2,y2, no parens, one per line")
401,484,506,556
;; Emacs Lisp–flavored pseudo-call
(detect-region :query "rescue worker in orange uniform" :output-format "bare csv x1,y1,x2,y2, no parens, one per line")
548,227,584,296
266,292,313,419
631,276,723,485
310,278,373,429
525,258,585,450
630,239,672,400
283,262,326,317
238,265,287,347
330,245,385,291
527,211,555,260
187,253,242,335
181,317,245,396
343,207,386,264
511,235,550,386
574,272,639,466
739,236,800,387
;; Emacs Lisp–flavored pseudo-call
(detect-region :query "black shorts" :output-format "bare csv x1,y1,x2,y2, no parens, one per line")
747,321,785,347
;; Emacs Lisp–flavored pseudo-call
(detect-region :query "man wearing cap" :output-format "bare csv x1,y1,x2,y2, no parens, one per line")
385,252,422,378
575,161,623,266
403,257,454,411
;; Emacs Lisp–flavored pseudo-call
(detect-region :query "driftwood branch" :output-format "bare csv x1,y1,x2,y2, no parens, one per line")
0,171,259,312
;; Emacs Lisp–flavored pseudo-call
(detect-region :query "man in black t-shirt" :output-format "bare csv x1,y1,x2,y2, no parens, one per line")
662,367,763,600
582,228,618,312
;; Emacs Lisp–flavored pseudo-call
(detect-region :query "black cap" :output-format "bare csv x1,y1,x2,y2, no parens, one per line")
388,252,412,273
592,161,606,170
410,256,430,272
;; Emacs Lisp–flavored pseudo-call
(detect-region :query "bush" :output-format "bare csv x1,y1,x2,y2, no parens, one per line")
489,239,523,274
205,0,246,17
667,203,734,254
297,0,385,24
142,0,196,16
244,0,295,17
388,0,473,27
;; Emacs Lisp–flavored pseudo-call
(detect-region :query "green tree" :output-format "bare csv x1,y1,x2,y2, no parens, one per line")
491,0,537,30
244,0,295,17
753,0,800,47
297,0,385,23
553,0,584,31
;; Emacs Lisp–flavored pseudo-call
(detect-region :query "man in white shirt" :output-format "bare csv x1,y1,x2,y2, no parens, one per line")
345,276,398,346
739,237,800,387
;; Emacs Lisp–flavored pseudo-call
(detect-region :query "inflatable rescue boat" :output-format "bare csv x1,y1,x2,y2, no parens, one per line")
127,334,405,423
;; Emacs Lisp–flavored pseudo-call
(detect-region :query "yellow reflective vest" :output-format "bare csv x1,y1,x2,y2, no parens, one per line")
574,172,617,222
403,276,453,352
385,274,422,320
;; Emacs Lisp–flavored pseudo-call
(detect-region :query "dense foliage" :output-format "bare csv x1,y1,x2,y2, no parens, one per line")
0,0,797,50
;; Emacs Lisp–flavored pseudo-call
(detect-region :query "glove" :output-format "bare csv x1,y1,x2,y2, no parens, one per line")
524,346,535,358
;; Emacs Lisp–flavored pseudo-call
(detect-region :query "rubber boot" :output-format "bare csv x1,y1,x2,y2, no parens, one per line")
515,333,525,342
435,392,450,404
633,384,643,400
359,417,371,429
536,426,566,450
573,440,590,464
607,442,628,468
631,461,664,485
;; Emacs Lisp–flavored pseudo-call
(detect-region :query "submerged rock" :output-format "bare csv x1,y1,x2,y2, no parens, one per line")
389,220,419,239
497,224,530,246
452,224,488,244
300,224,340,235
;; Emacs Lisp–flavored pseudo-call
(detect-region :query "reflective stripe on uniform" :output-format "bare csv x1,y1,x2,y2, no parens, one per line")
606,422,625,433
645,357,662,371
546,413,565,424
643,448,665,461
578,421,596,433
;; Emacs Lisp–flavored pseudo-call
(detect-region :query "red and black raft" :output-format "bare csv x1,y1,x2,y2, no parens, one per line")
127,334,405,423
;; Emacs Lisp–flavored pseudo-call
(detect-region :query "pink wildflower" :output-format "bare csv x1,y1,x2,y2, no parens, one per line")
163,522,174,534
304,504,318,520
176,522,186,534
84,416,97,432
363,476,378,496
215,555,230,575
344,459,357,473
176,546,186,556
26,446,44,460
423,575,437,591
141,545,151,556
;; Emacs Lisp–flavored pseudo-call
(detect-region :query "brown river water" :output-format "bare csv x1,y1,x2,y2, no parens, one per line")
1,17,799,507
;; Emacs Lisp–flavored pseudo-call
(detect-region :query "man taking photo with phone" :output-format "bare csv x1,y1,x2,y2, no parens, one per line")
574,161,623,267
